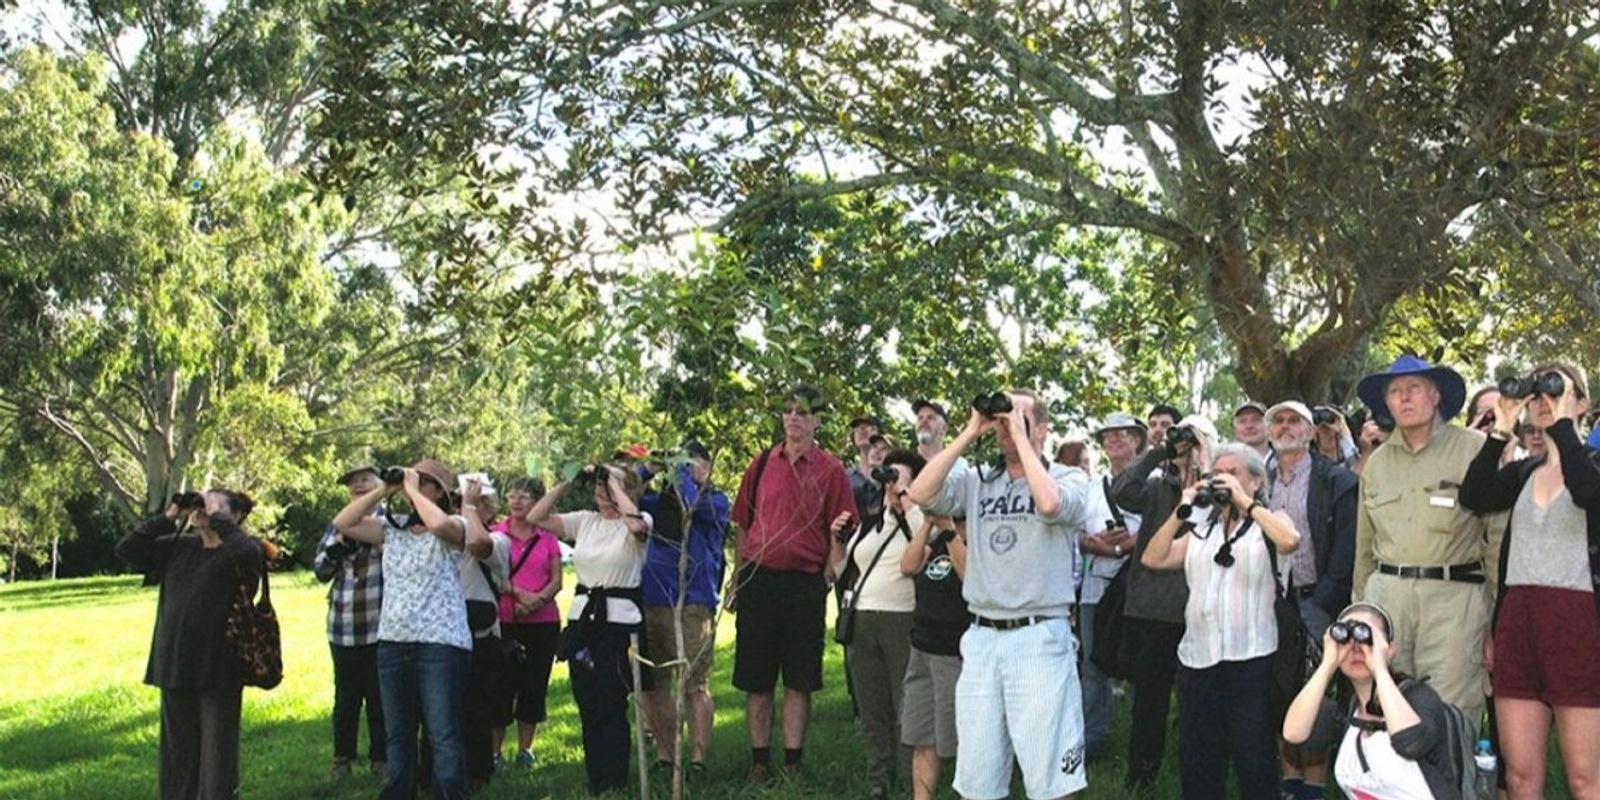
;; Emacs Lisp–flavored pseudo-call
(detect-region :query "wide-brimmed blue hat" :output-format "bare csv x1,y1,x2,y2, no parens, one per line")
1356,355,1467,422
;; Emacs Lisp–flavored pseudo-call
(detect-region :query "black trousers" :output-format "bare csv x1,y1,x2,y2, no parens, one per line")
569,621,642,795
331,643,386,763
159,685,243,800
1177,655,1279,800
1122,617,1184,791
464,635,502,782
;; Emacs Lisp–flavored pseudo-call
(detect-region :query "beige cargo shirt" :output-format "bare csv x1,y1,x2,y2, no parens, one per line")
1354,420,1500,598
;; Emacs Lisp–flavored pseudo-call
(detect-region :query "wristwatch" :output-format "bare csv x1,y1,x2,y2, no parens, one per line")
1113,544,1122,556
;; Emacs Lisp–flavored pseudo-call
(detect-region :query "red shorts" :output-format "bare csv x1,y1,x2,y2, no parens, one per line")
1492,584,1600,707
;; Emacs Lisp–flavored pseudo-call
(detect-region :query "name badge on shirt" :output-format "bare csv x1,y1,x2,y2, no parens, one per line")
1428,494,1456,509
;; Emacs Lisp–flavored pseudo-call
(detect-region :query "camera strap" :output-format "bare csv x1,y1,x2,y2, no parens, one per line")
507,532,541,581
1101,477,1127,530
1207,515,1252,551
1263,522,1294,596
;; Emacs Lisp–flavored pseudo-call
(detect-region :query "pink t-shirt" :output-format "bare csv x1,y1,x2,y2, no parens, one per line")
493,521,563,624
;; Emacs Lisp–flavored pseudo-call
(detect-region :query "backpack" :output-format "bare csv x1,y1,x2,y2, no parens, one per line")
1391,678,1475,800
1425,681,1478,800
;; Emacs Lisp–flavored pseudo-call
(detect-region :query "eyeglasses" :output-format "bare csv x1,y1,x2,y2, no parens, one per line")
782,405,814,417
1328,620,1374,645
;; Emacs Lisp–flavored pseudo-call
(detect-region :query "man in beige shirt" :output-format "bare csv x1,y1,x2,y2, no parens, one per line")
1354,355,1499,725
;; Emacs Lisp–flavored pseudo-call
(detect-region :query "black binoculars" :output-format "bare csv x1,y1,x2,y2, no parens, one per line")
1196,476,1228,508
870,465,899,484
972,392,1013,418
380,466,406,485
1499,371,1566,400
1312,407,1340,426
1165,425,1201,459
171,491,205,511
1329,620,1374,645
1213,543,1237,568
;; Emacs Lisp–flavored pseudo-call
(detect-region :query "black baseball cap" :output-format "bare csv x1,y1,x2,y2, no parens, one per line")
911,399,948,420
682,439,712,462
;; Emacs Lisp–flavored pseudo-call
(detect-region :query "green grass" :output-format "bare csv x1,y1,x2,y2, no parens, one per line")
0,575,1573,799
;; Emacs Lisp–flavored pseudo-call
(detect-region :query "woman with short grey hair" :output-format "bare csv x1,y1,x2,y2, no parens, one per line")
1141,442,1301,800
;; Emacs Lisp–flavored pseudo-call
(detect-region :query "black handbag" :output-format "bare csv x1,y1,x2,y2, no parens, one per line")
1089,560,1131,678
1089,477,1134,678
466,600,499,635
501,636,532,668
1266,539,1320,724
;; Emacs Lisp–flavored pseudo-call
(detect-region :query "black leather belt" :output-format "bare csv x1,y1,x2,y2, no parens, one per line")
1376,562,1485,584
972,614,1055,631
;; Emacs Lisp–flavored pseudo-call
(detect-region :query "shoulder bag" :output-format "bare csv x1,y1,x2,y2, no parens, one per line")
1090,477,1134,678
225,543,283,690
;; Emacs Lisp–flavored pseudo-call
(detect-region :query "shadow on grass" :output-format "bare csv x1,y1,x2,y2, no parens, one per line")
0,575,148,613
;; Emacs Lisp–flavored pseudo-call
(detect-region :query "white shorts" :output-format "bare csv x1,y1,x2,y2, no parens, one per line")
953,616,1087,800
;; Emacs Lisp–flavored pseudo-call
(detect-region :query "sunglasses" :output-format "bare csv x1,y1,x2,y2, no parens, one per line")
1328,620,1374,645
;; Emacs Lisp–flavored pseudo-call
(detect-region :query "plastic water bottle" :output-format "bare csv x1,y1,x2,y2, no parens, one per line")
1473,739,1498,800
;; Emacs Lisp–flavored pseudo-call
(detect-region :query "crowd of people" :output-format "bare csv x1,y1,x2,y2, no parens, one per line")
116,357,1600,800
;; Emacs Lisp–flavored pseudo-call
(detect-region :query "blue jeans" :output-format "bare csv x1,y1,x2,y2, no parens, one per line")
378,641,470,800
1078,603,1115,757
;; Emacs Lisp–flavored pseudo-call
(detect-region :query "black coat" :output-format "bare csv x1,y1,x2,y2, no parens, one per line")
117,514,264,689
1301,452,1360,617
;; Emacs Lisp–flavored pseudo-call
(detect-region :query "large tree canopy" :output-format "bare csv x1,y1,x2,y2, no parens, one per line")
313,0,1600,400
0,47,338,515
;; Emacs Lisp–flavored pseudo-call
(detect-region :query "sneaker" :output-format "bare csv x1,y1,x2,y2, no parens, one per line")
515,749,535,770
869,784,890,800
651,759,674,773
687,761,708,777
746,763,773,787
329,758,353,780
493,753,506,774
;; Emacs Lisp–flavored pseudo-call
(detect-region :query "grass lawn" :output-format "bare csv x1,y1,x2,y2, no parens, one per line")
0,574,1573,799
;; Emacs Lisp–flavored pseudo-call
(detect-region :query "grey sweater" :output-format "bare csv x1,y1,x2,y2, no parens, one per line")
925,460,1088,619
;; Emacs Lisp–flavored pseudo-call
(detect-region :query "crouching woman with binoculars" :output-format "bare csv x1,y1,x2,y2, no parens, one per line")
1141,442,1301,800
1282,602,1459,799
525,463,652,796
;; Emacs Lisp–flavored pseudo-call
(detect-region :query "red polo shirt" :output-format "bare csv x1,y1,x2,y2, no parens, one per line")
732,442,857,573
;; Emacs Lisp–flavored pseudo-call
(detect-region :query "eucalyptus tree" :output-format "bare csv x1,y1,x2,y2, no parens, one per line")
0,48,341,516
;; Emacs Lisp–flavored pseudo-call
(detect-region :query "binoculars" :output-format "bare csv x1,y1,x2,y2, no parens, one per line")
1498,371,1566,400
1329,620,1374,645
972,392,1013,418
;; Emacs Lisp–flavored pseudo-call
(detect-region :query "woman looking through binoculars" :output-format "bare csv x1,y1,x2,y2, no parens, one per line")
1141,442,1301,800
1458,361,1600,800
333,458,488,800
524,462,652,796
1282,602,1460,799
